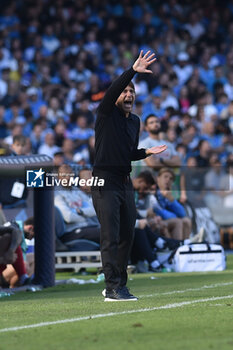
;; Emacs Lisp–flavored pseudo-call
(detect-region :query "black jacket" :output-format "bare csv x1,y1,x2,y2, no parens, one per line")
94,67,147,176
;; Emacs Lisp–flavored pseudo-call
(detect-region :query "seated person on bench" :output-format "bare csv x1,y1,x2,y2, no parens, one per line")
54,164,100,250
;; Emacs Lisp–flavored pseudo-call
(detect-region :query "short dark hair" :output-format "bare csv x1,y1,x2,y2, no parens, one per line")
13,135,26,145
24,217,34,226
137,171,155,186
54,151,64,157
128,81,135,91
144,114,159,126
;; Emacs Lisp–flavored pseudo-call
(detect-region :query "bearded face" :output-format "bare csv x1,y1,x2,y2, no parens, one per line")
145,116,161,135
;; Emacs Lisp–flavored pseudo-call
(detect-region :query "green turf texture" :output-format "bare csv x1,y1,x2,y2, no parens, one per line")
1,255,233,350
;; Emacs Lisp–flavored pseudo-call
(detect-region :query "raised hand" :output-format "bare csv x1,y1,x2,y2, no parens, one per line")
146,144,167,156
132,50,157,74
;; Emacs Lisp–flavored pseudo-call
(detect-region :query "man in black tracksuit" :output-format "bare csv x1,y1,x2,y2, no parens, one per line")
92,51,167,301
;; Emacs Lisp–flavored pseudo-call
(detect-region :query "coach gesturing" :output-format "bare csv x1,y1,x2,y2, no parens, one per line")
92,51,167,301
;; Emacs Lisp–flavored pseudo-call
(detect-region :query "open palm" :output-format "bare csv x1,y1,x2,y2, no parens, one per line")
133,50,157,74
147,144,167,155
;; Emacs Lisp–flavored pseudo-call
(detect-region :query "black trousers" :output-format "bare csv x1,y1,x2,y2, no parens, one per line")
60,226,100,244
91,171,136,291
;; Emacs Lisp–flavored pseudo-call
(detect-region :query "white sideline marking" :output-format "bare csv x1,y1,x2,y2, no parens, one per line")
141,282,233,298
1,294,233,333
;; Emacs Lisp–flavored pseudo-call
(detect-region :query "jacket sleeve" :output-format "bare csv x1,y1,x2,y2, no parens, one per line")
166,200,186,218
54,193,86,224
79,192,96,217
154,208,177,220
97,67,136,117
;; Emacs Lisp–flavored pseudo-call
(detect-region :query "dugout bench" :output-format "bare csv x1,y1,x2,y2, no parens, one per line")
55,251,102,272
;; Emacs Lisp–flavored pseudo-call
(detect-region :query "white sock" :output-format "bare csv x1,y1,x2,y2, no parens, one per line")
155,237,165,249
184,239,191,245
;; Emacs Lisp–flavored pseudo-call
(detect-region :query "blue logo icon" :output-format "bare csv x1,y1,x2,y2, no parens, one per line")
26,168,45,187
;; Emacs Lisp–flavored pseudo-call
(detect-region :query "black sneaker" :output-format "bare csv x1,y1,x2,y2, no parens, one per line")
104,288,138,302
120,286,138,300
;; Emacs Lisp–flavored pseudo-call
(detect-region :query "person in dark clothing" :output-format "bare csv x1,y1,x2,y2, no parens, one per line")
0,135,28,208
91,51,167,301
132,225,182,272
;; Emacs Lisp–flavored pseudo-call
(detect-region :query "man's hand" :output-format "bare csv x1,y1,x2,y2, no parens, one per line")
160,190,174,202
146,144,167,156
133,50,156,74
138,219,148,230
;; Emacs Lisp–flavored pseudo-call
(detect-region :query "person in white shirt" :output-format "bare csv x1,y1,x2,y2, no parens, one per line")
173,52,193,86
184,13,205,41
54,164,100,242
224,71,233,101
38,131,61,158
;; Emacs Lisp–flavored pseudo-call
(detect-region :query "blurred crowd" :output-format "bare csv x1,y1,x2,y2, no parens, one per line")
0,0,233,214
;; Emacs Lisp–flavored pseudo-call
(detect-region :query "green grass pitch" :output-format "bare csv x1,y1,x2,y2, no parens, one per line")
1,255,233,350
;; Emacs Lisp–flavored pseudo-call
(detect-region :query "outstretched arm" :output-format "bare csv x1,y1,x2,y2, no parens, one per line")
131,135,167,161
98,51,156,116
132,50,156,73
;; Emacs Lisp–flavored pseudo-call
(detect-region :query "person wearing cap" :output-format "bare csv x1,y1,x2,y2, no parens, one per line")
142,88,165,120
173,52,193,86
27,87,46,119
91,51,167,301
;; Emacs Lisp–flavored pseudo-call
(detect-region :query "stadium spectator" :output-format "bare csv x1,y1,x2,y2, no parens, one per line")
0,135,28,208
224,71,233,101
54,164,100,245
184,12,205,41
142,91,165,120
182,156,206,207
131,170,206,271
30,122,43,153
133,171,190,239
0,208,6,226
0,105,8,139
53,151,65,167
195,139,211,167
10,135,27,155
220,100,233,134
26,87,46,120
138,114,181,169
38,130,61,158
204,154,233,210
0,221,31,288
153,168,192,240
204,153,228,209
3,122,23,146
47,97,66,125
173,52,193,86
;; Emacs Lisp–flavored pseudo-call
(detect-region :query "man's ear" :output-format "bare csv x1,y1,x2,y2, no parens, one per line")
28,225,34,232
